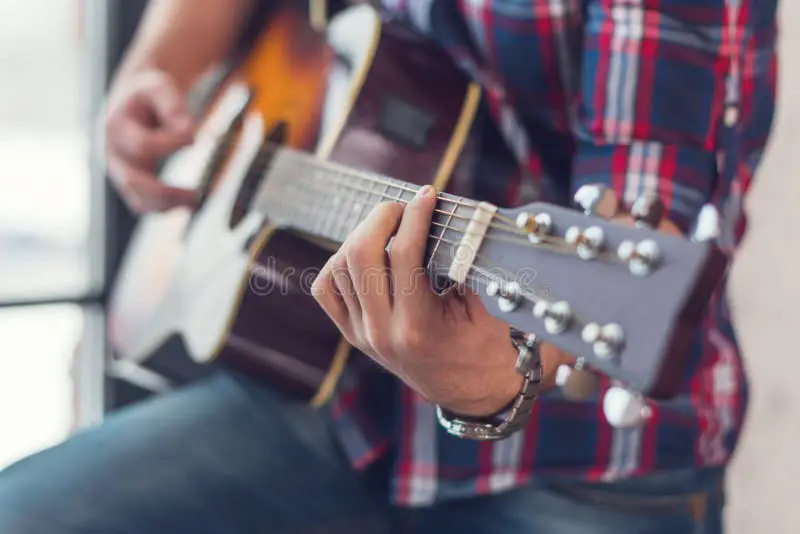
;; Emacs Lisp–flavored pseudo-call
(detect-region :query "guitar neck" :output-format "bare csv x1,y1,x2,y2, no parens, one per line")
253,148,483,279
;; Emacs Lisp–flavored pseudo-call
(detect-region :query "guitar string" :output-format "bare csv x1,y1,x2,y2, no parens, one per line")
235,141,527,236
204,140,620,274
279,148,527,234
258,169,537,284
272,164,615,264
263,177,568,302
282,170,573,251
231,140,512,226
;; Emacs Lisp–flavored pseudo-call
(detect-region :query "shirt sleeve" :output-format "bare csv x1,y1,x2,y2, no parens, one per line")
571,2,730,233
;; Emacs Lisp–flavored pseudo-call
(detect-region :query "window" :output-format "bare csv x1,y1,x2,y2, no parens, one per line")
0,305,84,467
0,0,102,302
0,0,106,469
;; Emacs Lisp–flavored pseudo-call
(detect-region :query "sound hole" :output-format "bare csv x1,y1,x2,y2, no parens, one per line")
229,121,288,229
184,89,254,237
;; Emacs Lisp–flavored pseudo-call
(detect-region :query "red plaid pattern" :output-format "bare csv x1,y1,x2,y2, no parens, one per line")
323,0,779,506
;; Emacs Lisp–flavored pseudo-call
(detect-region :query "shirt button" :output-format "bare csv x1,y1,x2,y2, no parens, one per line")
724,105,739,127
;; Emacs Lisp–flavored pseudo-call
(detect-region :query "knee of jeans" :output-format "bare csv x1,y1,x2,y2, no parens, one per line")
0,477,55,534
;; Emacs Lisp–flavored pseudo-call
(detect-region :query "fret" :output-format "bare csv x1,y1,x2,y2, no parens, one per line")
309,171,326,233
427,195,458,277
321,169,340,240
329,187,346,241
279,168,299,226
288,168,308,231
391,179,407,205
329,171,349,240
281,163,318,235
310,169,325,237
282,157,303,226
317,169,336,240
337,177,359,241
349,173,375,239
340,170,363,241
323,170,342,241
376,178,393,235
317,168,335,240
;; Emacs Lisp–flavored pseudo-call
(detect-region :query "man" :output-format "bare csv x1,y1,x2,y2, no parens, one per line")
0,0,777,532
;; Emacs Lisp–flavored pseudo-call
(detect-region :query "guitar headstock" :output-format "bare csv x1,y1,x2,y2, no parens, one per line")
456,188,728,399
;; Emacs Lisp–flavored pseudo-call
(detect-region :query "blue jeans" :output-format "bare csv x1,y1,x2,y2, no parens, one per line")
0,371,725,533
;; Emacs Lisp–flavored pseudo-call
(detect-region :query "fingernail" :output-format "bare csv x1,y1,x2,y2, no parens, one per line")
416,185,434,198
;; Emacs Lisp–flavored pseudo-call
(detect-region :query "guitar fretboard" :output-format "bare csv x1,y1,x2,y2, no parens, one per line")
252,148,485,278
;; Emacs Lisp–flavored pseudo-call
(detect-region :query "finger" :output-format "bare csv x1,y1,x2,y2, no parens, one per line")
311,257,351,336
108,114,194,165
345,201,404,321
327,250,362,323
389,186,437,311
107,156,197,213
142,71,196,133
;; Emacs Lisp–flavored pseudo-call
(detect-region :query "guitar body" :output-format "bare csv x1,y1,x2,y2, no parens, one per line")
110,5,481,402
108,3,333,383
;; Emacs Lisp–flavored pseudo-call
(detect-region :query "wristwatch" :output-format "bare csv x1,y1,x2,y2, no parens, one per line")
436,331,543,441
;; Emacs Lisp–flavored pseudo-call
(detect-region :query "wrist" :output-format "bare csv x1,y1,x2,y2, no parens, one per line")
441,349,522,418
436,334,543,441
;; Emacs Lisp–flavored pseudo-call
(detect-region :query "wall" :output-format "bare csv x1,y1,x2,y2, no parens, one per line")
727,2,800,533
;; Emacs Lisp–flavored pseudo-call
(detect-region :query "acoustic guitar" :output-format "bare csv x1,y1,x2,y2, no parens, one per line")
107,4,727,408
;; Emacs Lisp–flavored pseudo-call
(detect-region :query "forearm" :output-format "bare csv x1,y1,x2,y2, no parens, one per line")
112,0,258,94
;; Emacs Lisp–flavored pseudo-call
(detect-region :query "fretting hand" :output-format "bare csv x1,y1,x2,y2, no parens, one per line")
312,184,689,417
311,186,571,417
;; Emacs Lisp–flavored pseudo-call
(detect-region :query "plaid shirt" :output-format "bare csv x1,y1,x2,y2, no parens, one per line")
326,0,779,507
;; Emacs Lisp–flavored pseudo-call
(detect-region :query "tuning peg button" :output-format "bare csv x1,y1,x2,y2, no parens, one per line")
566,226,605,260
486,281,522,313
630,193,665,229
574,184,620,219
603,386,652,428
692,204,721,244
515,212,552,243
617,238,661,276
582,322,624,360
533,300,572,334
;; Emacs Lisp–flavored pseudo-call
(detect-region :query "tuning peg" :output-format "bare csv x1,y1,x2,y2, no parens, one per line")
486,280,522,313
691,204,721,244
515,212,553,243
565,225,605,260
630,193,665,229
602,386,652,428
555,360,599,401
573,184,620,219
617,238,661,276
581,322,625,360
533,300,573,334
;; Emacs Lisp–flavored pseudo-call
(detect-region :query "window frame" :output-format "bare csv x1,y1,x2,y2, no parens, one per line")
0,0,152,423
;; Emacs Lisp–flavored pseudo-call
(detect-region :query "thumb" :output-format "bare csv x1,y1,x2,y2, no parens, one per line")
142,71,196,134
